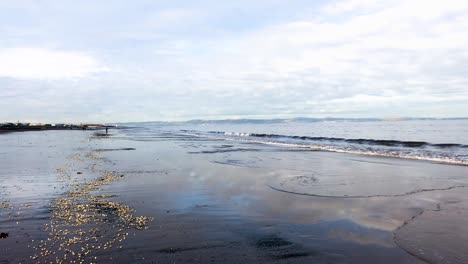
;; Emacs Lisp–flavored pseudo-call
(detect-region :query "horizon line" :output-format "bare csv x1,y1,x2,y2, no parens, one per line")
3,116,468,125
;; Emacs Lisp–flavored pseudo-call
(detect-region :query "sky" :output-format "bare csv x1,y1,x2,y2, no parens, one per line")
1,0,468,122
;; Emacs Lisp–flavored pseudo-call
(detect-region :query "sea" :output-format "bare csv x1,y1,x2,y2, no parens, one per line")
2,118,468,263
121,118,468,165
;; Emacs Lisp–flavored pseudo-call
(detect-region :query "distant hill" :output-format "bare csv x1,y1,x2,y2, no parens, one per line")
120,117,468,125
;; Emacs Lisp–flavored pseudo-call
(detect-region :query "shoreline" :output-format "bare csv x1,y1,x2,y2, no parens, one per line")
0,122,119,133
2,128,468,263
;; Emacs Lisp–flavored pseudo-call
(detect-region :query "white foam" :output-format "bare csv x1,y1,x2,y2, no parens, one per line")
224,132,251,137
175,130,468,166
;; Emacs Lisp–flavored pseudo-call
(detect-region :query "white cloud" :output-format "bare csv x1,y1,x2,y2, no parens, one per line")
0,48,108,80
322,0,393,15
179,0,468,102
1,0,468,121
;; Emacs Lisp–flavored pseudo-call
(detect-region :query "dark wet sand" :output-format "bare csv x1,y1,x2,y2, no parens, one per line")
1,130,468,263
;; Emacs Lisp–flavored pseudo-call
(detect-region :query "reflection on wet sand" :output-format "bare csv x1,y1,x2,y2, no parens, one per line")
1,130,468,263
91,133,467,263
394,192,468,263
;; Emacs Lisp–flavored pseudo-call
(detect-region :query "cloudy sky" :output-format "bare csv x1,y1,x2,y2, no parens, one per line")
1,0,468,122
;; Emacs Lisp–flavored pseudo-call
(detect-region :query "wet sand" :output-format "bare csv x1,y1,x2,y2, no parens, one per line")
1,130,468,263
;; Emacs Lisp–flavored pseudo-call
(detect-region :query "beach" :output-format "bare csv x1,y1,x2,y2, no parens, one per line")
1,123,468,263
2,0,468,262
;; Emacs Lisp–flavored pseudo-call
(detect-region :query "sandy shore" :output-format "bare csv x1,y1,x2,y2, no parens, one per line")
1,130,468,263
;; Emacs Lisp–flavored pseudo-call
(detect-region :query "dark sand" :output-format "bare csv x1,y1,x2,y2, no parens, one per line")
1,130,468,263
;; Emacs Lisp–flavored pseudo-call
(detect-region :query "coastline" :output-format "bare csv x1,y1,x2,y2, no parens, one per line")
0,122,115,133
1,129,468,263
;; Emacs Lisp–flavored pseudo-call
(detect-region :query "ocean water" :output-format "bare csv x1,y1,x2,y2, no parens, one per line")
121,119,468,165
2,119,468,263
106,118,468,263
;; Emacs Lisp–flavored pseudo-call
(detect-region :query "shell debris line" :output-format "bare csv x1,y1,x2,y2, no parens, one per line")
0,200,11,210
31,151,153,263
1,184,12,211
1,179,13,223
0,200,12,234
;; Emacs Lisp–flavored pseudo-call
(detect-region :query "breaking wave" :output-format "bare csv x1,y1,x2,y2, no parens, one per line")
204,131,468,149
179,130,468,166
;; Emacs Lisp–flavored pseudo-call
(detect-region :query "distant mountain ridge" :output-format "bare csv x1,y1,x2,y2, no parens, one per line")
121,117,468,125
